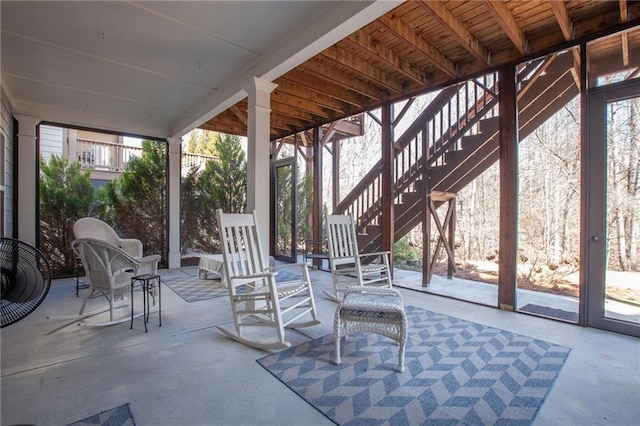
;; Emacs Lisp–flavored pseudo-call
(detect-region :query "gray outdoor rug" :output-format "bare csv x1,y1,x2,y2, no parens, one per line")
66,403,135,426
163,276,228,303
258,306,571,425
163,270,307,303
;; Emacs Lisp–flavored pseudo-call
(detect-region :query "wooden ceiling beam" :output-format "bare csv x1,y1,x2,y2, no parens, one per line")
200,118,246,136
549,1,580,89
299,58,389,102
620,0,629,22
417,0,491,66
280,69,368,109
347,31,430,86
271,100,322,123
320,45,406,95
620,0,630,66
229,105,247,126
274,80,351,114
550,0,574,41
484,0,529,55
377,14,458,78
268,115,300,133
271,91,336,119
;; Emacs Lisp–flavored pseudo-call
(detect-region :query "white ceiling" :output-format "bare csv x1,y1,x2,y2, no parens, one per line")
1,1,399,139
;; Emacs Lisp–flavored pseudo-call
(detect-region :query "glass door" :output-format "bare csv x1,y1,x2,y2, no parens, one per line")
272,157,296,262
586,80,640,337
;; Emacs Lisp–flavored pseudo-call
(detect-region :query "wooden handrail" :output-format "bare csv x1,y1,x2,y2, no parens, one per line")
332,53,553,234
334,71,501,231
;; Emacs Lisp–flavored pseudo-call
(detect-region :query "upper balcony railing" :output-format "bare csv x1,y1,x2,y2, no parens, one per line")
75,139,218,176
76,139,142,172
182,153,219,173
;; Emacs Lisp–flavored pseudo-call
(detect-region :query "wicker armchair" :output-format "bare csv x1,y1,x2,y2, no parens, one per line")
67,238,160,326
73,217,143,258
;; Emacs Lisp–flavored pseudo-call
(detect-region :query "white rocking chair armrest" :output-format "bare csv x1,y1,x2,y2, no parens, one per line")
331,255,360,262
269,262,310,272
355,250,391,259
228,271,276,284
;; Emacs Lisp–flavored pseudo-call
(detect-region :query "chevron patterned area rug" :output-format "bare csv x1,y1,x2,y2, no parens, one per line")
162,276,228,303
163,270,308,303
66,403,135,426
258,306,571,425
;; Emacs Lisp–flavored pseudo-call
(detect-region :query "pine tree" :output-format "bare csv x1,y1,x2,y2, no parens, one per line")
209,133,247,213
39,155,94,275
95,140,167,263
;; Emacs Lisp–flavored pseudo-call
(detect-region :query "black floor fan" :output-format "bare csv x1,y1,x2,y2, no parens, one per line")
1,238,52,328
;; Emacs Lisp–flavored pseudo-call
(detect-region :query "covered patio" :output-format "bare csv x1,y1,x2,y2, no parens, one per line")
2,267,639,425
2,1,640,424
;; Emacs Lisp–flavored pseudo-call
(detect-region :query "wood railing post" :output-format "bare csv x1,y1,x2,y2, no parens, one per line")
312,126,323,269
422,127,431,286
381,103,394,270
332,138,340,208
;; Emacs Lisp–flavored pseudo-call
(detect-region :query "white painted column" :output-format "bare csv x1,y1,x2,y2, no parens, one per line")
167,137,181,268
245,77,277,254
15,114,40,246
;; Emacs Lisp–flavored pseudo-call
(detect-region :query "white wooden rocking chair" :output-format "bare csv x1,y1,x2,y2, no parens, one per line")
216,209,320,350
324,214,393,302
49,238,160,327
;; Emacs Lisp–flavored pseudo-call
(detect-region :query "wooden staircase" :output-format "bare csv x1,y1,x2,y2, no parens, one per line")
333,51,579,256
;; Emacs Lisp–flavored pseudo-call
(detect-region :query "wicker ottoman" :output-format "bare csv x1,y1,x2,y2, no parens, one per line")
333,286,408,372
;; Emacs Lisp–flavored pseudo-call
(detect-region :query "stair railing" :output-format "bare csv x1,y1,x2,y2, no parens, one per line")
334,71,500,231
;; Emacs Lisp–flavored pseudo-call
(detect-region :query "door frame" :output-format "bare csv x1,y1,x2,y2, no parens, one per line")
271,157,297,263
584,78,640,337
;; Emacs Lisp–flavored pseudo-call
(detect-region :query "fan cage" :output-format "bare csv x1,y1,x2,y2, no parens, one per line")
1,238,52,327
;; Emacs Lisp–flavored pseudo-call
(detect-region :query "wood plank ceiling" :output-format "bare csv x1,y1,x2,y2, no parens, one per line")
200,0,640,141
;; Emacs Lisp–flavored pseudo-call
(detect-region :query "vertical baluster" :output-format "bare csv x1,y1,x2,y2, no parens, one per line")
447,95,452,148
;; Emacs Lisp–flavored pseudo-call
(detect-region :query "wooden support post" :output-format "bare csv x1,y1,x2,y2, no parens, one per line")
332,139,340,209
422,136,431,286
381,103,394,275
312,126,323,269
498,64,518,311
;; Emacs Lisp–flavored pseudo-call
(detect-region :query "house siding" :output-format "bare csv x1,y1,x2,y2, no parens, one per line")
1,87,14,238
39,124,64,163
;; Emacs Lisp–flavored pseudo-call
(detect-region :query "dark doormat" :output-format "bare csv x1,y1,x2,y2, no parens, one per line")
520,303,578,322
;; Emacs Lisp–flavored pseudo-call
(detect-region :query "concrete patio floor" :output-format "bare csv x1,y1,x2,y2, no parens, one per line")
1,266,639,425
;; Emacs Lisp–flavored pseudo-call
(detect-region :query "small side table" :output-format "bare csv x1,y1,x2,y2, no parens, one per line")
74,257,90,297
130,274,162,332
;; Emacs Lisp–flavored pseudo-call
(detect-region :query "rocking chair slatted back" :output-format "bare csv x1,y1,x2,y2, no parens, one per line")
324,214,393,302
217,212,268,289
327,214,360,268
